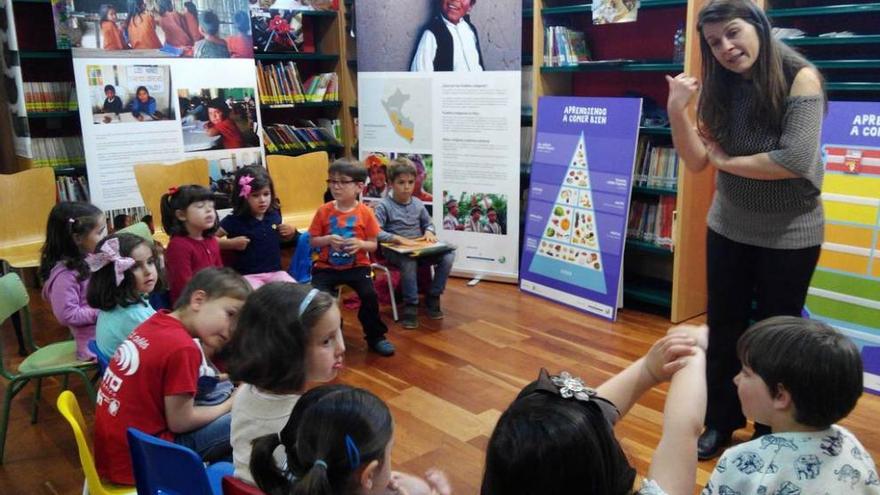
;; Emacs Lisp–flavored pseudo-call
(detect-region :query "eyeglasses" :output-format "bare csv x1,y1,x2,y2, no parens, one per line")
326,180,357,186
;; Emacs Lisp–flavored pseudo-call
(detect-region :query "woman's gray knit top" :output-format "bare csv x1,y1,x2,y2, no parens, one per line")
706,79,825,249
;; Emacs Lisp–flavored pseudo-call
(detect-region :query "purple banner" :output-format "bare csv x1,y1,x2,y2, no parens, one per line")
520,96,641,320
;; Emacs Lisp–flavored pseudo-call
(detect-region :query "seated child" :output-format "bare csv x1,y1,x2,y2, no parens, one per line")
94,267,251,485
193,10,230,58
205,98,244,149
483,324,708,495
703,316,879,495
250,384,451,495
374,157,455,329
87,233,161,359
124,0,161,49
182,1,203,42
101,85,124,114
127,86,160,121
225,283,343,483
309,159,393,357
157,0,193,49
40,201,107,361
226,11,253,58
218,165,296,288
99,5,127,50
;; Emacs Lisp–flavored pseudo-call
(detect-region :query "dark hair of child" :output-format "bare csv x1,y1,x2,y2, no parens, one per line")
39,202,104,282
103,83,115,93
183,0,198,16
158,0,174,15
482,377,636,495
386,157,417,183
86,233,164,310
230,165,279,217
160,184,217,237
233,10,249,34
486,207,496,214
250,385,393,495
199,10,221,36
99,4,115,22
173,267,251,309
737,316,863,428
207,97,230,118
329,158,368,183
135,85,149,97
125,0,145,29
225,283,335,393
112,214,128,230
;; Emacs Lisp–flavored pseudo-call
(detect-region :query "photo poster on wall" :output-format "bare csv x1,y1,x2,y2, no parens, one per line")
355,0,523,282
806,100,880,394
520,96,642,321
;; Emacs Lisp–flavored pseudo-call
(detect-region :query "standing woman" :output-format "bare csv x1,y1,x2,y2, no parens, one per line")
665,0,825,460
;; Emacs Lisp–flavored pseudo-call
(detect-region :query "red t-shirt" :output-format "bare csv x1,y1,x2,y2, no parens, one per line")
207,118,244,149
165,235,222,303
308,201,379,270
94,311,202,485
226,35,254,58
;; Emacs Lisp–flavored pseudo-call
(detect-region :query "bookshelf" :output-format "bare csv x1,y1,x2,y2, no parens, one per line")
531,0,715,322
254,8,353,158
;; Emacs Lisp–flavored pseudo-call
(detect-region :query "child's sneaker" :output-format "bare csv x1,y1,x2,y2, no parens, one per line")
426,295,443,319
369,339,395,357
401,304,419,329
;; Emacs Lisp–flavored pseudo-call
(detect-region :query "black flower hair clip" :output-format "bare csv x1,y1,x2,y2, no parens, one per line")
534,368,597,403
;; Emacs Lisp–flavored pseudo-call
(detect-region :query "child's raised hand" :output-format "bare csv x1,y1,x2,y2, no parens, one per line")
229,236,250,251
666,323,709,351
643,330,701,383
423,231,438,243
277,223,296,238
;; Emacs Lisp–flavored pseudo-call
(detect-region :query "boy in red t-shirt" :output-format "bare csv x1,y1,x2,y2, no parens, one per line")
94,267,251,485
309,159,393,356
205,98,244,149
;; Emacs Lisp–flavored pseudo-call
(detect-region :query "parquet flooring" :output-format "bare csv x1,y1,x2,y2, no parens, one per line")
1,278,878,494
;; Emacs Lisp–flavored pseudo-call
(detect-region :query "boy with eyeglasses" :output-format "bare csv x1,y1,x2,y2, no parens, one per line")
308,159,394,356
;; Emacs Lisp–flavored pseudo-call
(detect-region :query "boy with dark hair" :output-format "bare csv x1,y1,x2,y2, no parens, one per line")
375,158,455,329
193,10,230,58
703,316,878,494
308,159,394,356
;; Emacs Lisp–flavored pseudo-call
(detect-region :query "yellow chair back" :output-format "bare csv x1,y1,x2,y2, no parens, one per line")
267,152,329,229
56,391,135,495
0,168,56,268
133,159,209,244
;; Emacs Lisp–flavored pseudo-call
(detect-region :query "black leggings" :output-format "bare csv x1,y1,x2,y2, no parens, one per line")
705,228,821,432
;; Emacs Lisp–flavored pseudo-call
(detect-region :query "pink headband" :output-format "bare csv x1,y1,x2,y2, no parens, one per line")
85,237,136,286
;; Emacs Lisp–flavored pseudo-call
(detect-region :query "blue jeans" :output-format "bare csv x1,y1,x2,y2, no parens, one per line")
174,412,232,463
381,248,455,305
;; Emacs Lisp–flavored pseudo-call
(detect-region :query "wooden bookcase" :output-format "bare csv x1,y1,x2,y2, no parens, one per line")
531,0,714,322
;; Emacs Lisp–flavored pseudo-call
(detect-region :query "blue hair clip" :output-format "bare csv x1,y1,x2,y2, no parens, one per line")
344,434,360,469
298,288,320,318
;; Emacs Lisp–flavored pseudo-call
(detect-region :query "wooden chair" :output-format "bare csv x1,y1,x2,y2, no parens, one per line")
56,391,136,495
132,159,210,245
266,151,329,230
0,167,56,269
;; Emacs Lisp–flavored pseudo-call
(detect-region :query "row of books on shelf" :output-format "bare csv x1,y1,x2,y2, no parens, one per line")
627,196,675,250
543,26,591,67
262,119,342,153
634,138,679,190
255,62,339,105
24,81,78,113
56,175,90,202
32,137,85,168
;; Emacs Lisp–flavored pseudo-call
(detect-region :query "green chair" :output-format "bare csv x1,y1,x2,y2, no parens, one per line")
0,272,97,464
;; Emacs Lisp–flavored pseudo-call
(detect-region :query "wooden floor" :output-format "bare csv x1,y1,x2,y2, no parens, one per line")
2,278,879,494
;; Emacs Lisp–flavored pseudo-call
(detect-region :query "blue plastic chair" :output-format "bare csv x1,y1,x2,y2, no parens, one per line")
87,340,111,375
126,427,232,495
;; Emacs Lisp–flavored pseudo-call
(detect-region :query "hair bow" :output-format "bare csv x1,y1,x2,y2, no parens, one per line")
238,175,254,198
85,237,136,286
534,368,597,403
167,186,179,195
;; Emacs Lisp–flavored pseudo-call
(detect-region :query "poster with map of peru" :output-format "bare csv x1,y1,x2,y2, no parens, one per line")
521,96,642,321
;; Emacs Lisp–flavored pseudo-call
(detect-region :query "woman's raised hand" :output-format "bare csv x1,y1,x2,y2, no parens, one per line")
665,73,700,114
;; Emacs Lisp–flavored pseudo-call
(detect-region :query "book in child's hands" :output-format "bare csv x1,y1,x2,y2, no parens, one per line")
382,240,455,258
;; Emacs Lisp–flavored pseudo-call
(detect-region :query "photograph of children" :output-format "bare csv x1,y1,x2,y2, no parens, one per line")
250,8,303,53
592,0,639,24
362,152,434,202
355,0,521,72
178,87,260,151
87,64,176,123
52,0,251,58
442,190,507,234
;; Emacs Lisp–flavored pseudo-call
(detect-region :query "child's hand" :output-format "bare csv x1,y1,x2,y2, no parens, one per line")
329,235,347,250
344,238,363,254
229,236,250,251
278,223,296,238
643,331,700,384
425,469,451,495
666,323,709,351
423,231,438,243
395,235,419,246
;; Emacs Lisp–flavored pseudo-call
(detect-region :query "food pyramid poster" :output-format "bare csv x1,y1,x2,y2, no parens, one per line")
521,96,642,320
